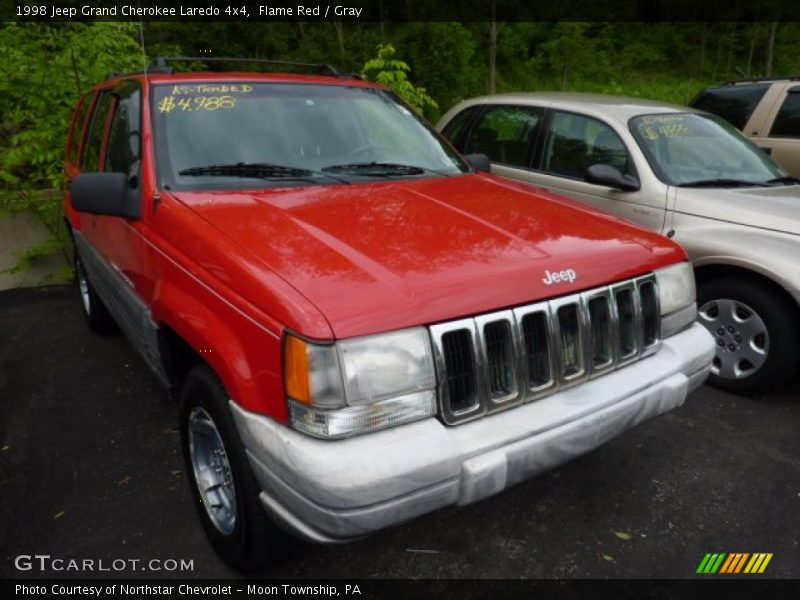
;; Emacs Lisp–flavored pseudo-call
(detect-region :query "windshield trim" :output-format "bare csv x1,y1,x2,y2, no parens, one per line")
149,80,470,192
627,111,784,188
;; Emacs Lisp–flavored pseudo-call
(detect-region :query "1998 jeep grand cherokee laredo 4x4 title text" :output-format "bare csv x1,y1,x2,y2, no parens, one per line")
64,58,714,571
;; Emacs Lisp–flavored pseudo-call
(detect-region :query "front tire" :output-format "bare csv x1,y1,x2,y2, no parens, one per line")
74,249,116,334
179,364,287,572
697,276,800,395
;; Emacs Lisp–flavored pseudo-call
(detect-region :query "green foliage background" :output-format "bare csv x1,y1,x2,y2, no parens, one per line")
1,21,799,273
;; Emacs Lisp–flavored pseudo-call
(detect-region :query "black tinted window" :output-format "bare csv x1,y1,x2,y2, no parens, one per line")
463,105,543,167
770,90,800,138
544,112,633,179
81,92,114,172
105,84,141,173
441,106,478,149
691,84,770,130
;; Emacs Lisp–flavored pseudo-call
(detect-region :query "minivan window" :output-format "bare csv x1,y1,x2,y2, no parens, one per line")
630,113,784,186
462,105,542,168
544,111,634,179
769,90,800,138
441,106,479,149
690,84,770,130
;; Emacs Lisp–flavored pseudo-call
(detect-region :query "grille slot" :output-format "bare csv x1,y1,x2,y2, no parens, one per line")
638,279,659,349
521,311,552,389
483,320,515,399
587,295,613,369
614,287,637,360
556,303,584,379
441,329,478,414
430,274,660,425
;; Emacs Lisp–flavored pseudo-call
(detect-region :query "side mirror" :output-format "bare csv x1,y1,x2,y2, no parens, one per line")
585,164,640,192
759,146,773,156
464,153,491,173
70,172,141,219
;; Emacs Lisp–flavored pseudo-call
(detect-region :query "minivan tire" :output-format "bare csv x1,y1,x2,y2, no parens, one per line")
698,276,800,395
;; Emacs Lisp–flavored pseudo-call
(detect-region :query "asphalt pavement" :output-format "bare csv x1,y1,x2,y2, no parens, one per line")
1,285,798,579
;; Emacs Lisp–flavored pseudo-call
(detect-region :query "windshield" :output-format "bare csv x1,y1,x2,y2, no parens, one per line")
629,113,787,187
151,82,468,190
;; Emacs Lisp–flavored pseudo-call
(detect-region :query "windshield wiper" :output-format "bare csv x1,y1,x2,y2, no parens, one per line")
676,178,770,188
765,175,800,186
321,162,433,177
177,162,348,184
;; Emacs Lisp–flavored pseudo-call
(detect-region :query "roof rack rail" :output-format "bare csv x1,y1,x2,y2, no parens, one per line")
153,56,341,76
106,56,362,81
724,74,800,85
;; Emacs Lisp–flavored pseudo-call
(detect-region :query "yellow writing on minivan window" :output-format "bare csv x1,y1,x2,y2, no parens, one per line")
158,95,236,113
639,116,692,140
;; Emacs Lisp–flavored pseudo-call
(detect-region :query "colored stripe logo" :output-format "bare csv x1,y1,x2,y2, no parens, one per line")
696,553,773,574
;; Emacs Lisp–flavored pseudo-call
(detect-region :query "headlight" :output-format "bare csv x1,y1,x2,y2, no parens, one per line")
654,261,697,337
284,328,436,438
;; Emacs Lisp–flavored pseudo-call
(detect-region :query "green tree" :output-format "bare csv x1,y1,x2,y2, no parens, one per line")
361,43,438,115
0,23,143,272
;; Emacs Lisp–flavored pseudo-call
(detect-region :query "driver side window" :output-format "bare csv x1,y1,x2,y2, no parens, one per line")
544,112,634,180
105,83,141,174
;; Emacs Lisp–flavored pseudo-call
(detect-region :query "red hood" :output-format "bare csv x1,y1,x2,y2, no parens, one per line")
172,174,685,339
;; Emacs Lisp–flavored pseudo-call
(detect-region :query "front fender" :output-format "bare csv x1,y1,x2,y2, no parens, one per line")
672,219,800,303
151,279,286,421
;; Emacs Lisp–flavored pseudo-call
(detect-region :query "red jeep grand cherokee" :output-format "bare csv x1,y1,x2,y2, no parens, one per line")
64,58,714,570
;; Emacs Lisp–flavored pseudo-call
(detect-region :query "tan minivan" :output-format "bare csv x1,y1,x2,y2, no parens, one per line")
691,77,800,176
438,93,800,396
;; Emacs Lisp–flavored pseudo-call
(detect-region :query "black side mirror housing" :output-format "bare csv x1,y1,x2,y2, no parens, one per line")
585,163,640,192
759,146,773,156
464,153,491,173
70,172,141,219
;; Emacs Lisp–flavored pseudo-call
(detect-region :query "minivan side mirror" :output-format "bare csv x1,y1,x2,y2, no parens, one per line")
464,153,492,173
759,146,773,156
585,163,640,192
70,172,141,219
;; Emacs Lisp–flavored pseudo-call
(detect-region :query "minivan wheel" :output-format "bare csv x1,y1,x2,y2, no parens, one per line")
698,277,800,395
74,249,116,334
179,364,287,572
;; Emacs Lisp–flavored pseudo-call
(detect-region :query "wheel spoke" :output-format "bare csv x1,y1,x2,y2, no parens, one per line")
698,302,719,325
739,342,768,369
716,354,739,380
737,315,767,341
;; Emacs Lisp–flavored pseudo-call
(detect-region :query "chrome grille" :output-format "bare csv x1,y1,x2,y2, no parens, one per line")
430,274,660,425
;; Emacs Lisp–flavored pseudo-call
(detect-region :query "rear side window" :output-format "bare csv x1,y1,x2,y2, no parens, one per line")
105,84,142,174
66,95,92,165
463,105,543,167
81,92,115,172
691,84,770,130
769,89,800,138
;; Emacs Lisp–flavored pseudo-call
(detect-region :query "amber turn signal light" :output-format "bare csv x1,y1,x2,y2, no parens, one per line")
284,335,311,405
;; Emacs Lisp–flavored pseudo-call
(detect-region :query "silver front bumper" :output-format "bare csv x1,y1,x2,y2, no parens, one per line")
231,322,714,543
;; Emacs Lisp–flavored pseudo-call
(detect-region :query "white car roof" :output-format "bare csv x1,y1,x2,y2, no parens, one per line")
456,92,705,123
